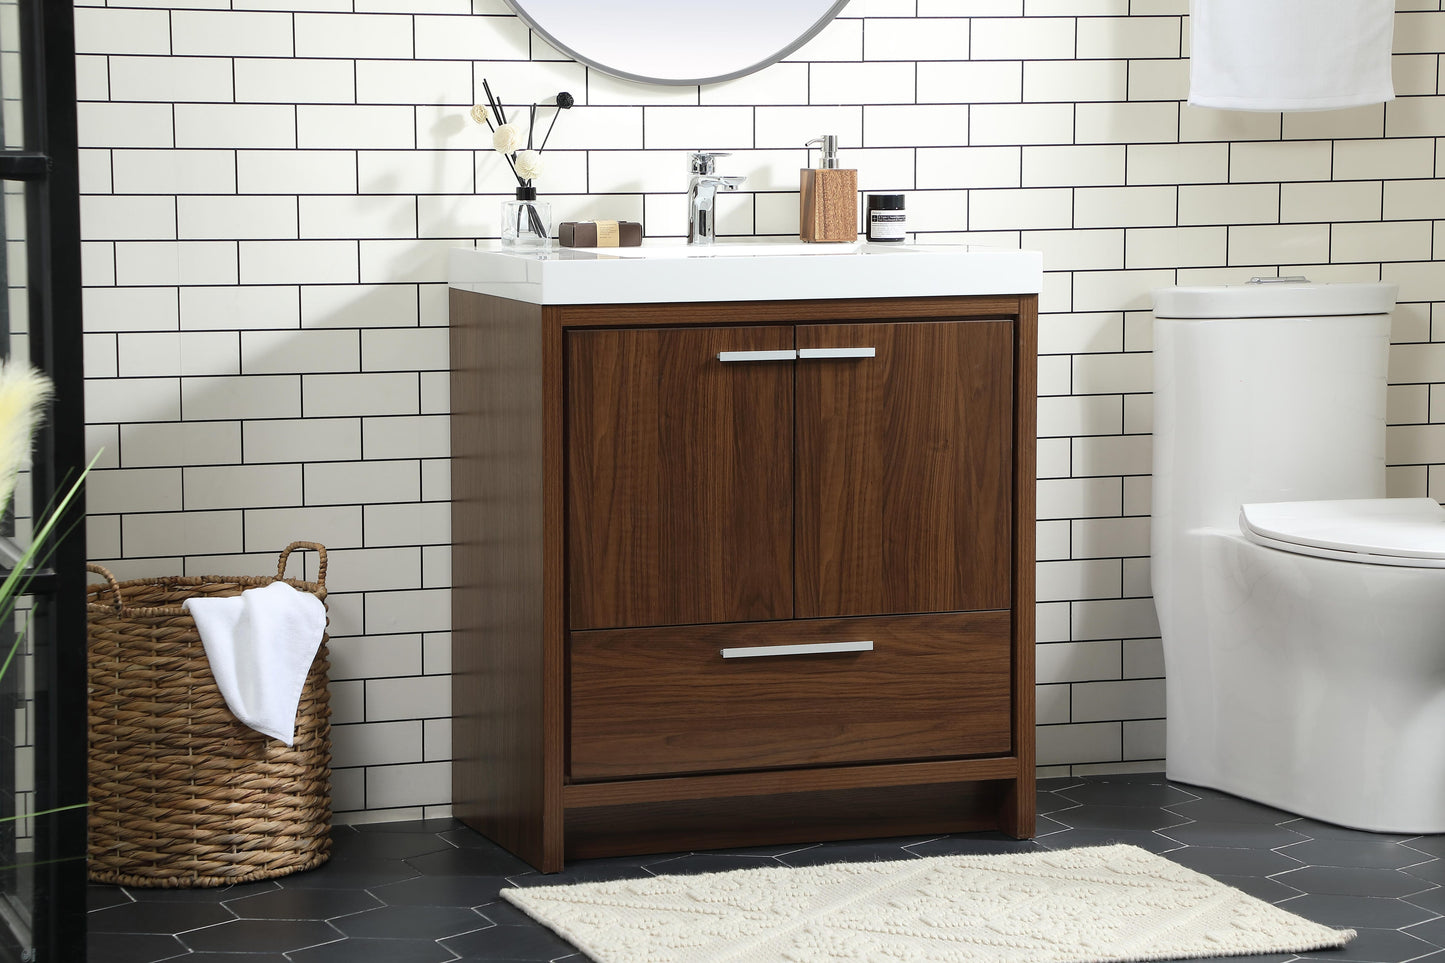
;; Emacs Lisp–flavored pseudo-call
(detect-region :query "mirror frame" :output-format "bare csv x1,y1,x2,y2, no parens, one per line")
500,0,854,86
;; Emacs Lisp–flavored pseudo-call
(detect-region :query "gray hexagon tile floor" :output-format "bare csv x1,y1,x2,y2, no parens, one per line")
86,773,1445,963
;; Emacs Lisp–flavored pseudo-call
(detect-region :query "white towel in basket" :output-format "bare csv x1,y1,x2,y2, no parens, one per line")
184,581,327,746
1189,0,1395,111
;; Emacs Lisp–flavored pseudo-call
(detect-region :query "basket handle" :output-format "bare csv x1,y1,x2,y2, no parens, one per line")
276,541,327,593
87,563,124,614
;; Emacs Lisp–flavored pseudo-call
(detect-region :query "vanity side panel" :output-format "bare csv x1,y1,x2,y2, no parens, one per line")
450,289,554,869
1004,294,1038,838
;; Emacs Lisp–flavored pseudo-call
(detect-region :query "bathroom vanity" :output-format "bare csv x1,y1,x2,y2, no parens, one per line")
449,240,1042,872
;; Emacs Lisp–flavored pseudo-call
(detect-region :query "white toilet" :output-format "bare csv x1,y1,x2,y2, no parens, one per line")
1152,278,1445,834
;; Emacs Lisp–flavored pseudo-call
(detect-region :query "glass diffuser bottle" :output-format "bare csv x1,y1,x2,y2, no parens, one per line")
502,186,551,250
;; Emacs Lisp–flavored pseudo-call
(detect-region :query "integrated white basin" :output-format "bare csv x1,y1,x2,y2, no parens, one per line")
450,238,1043,305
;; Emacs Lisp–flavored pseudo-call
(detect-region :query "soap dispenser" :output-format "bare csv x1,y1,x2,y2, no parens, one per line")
799,135,858,243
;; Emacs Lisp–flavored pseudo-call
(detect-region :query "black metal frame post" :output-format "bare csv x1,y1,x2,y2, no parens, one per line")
0,0,86,959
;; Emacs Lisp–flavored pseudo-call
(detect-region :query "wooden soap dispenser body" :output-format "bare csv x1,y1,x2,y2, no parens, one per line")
800,134,858,243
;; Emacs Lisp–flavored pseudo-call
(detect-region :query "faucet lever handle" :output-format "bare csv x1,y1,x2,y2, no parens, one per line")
689,151,732,175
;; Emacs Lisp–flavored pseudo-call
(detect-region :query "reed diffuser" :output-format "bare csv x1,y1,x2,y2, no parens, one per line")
471,81,573,248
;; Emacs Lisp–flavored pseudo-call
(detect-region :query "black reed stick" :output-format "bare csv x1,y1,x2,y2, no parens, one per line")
482,78,505,125
537,92,572,153
537,110,560,152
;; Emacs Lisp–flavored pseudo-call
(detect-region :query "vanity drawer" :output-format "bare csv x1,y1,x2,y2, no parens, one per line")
568,611,1011,781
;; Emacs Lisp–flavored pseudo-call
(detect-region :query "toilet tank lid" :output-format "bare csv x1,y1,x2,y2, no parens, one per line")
1153,281,1398,319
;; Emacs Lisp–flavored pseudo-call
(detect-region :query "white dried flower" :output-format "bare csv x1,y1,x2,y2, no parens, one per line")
469,104,489,126
492,123,522,154
0,359,51,515
513,149,543,181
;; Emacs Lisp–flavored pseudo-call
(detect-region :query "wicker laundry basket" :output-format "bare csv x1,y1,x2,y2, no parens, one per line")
86,541,332,888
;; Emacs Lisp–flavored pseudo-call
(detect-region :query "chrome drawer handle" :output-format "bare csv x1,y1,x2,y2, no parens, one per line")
717,349,797,362
797,347,876,360
720,640,874,659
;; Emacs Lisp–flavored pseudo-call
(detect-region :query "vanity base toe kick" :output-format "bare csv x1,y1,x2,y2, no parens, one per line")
450,289,1038,873
562,759,1033,865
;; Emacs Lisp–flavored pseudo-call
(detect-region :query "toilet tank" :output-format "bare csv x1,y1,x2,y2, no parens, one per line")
1152,280,1397,533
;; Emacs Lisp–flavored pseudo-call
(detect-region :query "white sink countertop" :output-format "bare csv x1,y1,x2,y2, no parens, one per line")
449,239,1044,305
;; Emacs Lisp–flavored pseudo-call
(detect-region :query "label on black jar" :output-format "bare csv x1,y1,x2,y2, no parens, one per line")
868,212,906,241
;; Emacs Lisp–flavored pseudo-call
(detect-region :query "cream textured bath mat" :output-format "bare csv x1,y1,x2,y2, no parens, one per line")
501,843,1354,963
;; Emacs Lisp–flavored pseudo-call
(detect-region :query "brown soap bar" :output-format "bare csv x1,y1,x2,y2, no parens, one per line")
559,220,643,247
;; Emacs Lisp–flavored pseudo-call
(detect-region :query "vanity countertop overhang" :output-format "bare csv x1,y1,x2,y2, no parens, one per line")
449,240,1044,305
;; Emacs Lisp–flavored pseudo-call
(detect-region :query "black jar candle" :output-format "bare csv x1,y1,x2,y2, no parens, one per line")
865,193,906,242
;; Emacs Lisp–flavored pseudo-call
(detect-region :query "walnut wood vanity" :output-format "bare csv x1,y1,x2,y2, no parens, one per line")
449,243,1040,872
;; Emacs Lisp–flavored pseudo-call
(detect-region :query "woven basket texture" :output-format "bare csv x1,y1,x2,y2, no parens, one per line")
86,542,332,888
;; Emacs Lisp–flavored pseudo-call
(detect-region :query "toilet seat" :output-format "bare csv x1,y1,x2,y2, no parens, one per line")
1239,497,1445,568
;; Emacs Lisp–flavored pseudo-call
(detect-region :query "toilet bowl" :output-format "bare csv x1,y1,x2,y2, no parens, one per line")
1152,279,1445,834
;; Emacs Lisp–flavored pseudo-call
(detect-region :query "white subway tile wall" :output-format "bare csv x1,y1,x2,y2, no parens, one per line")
74,1,1445,818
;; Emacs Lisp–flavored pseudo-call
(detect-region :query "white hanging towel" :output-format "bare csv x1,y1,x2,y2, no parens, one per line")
1189,0,1395,111
184,581,327,746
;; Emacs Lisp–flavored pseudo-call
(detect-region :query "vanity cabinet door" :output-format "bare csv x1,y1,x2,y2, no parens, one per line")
794,320,1014,619
567,325,795,630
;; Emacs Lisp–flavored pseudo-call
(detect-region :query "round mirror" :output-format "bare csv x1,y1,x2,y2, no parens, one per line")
502,0,852,86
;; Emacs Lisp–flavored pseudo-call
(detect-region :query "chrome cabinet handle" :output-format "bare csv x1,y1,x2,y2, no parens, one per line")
797,347,876,359
716,348,874,362
717,349,797,362
720,640,874,659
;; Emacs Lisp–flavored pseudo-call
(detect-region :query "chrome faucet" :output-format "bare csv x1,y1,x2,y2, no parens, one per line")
688,151,746,245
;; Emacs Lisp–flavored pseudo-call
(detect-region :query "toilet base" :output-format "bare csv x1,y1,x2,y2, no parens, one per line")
1163,767,1445,836
1159,531,1445,836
